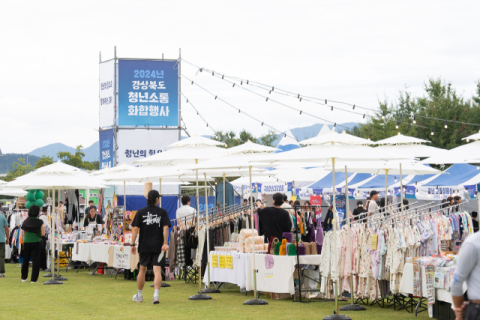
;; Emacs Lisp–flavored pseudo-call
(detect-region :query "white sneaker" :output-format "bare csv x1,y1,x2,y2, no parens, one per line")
132,293,143,303
152,297,159,304
22,279,27,283
0,274,5,278
31,281,36,283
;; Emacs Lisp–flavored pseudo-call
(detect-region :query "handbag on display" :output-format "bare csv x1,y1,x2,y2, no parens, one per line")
287,243,297,256
274,240,282,255
309,242,318,255
304,242,311,255
279,239,287,256
297,242,306,255
282,232,293,243
269,237,279,255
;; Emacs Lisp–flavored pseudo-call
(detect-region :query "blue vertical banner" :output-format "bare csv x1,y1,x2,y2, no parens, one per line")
118,60,179,126
405,186,416,199
99,129,114,169
287,182,292,192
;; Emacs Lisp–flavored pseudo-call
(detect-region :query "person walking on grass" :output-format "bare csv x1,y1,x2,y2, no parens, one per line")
20,205,45,283
0,209,9,278
130,190,171,304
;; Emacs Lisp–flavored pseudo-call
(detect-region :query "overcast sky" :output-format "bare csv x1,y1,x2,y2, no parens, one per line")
1,0,479,154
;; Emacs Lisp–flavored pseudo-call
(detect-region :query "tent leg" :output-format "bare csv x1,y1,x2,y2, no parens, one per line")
44,187,63,285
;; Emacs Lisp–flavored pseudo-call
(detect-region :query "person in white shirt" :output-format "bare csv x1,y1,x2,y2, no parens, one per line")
176,196,196,226
368,190,379,217
280,194,294,230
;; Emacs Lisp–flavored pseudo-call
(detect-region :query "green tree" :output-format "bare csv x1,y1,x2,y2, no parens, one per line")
214,130,279,148
57,145,96,170
6,158,33,181
34,155,54,169
349,78,480,150
259,130,277,147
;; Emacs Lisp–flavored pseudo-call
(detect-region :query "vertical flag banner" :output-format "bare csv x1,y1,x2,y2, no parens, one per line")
99,129,114,169
99,60,115,128
118,60,179,126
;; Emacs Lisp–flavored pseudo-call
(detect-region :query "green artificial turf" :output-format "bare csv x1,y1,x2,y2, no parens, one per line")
1,263,430,320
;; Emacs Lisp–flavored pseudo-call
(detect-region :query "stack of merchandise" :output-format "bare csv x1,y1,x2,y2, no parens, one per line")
237,229,268,253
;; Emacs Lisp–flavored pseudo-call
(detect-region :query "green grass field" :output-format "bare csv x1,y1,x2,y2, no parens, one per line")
1,263,430,320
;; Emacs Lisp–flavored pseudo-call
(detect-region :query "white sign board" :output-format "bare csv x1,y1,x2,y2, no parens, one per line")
99,60,115,128
113,246,130,269
116,129,180,165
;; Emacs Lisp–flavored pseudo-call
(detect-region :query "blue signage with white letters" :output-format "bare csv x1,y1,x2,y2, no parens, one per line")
118,60,179,126
99,129,114,169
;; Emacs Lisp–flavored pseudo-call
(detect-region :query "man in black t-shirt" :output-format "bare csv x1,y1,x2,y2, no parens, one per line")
257,192,292,241
130,190,171,304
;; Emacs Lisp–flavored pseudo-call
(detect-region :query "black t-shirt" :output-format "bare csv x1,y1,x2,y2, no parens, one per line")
83,214,104,227
132,206,171,253
257,207,292,241
352,207,366,221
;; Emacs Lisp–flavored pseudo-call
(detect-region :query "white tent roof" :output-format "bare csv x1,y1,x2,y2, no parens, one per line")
317,123,331,136
462,130,480,141
275,129,300,153
133,146,227,166
0,188,28,197
0,180,7,185
299,130,372,146
90,163,135,176
168,134,226,148
323,160,446,175
375,132,431,145
423,141,480,164
226,141,277,154
373,144,447,159
186,152,280,171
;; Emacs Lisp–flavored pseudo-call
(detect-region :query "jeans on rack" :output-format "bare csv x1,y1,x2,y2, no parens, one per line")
21,242,41,282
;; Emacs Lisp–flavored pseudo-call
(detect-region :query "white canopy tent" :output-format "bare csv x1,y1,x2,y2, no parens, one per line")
374,133,446,159
5,161,107,285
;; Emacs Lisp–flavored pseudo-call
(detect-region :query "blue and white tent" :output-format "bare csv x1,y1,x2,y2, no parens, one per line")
275,129,300,153
415,163,480,200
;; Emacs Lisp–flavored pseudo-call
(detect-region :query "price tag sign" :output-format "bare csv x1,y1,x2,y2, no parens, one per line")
226,255,233,269
370,234,378,250
219,255,225,269
212,254,218,268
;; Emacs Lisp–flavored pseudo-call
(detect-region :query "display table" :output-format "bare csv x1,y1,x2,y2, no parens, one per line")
72,243,139,272
399,263,466,305
246,254,322,294
203,251,250,288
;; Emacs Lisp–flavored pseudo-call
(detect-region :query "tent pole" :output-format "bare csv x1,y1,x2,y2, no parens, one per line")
400,164,404,211
243,165,268,305
51,187,56,282
159,178,162,207
204,172,210,289
332,158,339,314
223,173,226,216
123,181,126,212
340,166,366,311
385,169,389,206
189,160,211,299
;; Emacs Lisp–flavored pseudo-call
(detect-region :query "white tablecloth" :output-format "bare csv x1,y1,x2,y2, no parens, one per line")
203,251,249,288
399,263,466,304
72,243,110,265
246,254,322,294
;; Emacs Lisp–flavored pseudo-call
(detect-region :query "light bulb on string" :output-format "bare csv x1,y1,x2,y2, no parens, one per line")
353,104,355,110
363,114,366,119
331,106,333,111
413,115,416,124
394,176,397,182
266,97,269,102
382,111,385,120
238,109,241,113
396,122,399,129
325,99,327,105
444,121,448,129
431,129,435,136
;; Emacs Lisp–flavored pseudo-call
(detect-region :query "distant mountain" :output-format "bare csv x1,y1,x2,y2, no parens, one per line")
0,154,40,174
28,142,99,162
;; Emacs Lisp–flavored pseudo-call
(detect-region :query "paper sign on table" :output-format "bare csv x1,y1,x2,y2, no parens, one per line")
219,255,225,269
212,254,218,268
226,255,233,269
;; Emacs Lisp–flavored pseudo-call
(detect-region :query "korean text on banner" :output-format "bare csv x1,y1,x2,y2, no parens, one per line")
116,129,179,165
118,60,179,127
99,129,114,169
99,60,115,128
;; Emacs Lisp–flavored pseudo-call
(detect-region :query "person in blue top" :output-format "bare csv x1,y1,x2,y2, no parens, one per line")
0,210,9,278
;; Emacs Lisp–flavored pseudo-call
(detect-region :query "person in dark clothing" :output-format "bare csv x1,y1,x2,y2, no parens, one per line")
20,205,45,283
257,192,292,241
398,199,409,211
83,206,104,227
471,211,479,233
352,200,366,222
323,205,334,231
130,190,171,304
